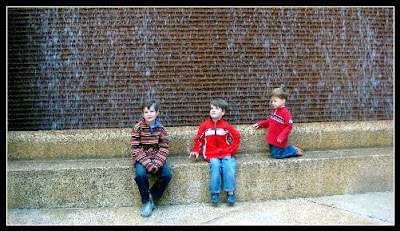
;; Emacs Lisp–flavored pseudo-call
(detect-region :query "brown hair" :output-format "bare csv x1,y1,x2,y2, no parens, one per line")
210,98,229,112
141,99,160,112
269,87,288,100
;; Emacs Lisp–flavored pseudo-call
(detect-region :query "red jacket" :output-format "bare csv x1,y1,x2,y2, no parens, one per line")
257,106,293,148
192,118,241,162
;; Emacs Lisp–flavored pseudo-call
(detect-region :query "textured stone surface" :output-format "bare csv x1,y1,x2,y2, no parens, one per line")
7,120,393,160
7,147,393,209
7,129,132,160
7,191,394,225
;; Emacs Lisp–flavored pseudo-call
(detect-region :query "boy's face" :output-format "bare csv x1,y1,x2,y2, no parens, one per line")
142,105,159,125
270,96,286,109
210,104,225,121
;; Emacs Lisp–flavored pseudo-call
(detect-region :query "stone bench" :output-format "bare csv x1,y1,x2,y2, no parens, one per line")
7,120,393,160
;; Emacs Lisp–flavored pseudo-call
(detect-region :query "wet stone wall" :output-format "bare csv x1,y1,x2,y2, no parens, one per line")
7,8,393,130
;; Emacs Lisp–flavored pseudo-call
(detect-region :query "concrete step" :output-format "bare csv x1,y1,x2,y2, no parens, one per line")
7,120,393,160
7,147,393,209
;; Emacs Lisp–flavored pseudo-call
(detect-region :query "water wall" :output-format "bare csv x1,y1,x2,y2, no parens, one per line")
7,8,393,131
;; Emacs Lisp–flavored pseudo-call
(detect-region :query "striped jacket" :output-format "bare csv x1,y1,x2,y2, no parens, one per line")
130,119,169,172
192,118,241,162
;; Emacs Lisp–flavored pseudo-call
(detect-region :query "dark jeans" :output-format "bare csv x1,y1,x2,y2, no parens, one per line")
134,162,173,204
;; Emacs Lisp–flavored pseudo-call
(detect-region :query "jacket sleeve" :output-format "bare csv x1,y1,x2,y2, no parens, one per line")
192,123,206,154
257,119,270,128
130,124,154,171
153,127,169,168
227,124,241,156
277,111,293,141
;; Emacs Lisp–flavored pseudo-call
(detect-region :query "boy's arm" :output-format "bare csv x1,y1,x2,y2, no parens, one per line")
227,124,241,156
192,124,206,154
277,112,293,141
257,119,270,128
130,125,155,172
153,127,169,169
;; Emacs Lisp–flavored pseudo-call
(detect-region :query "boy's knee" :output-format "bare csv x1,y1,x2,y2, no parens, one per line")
223,161,237,172
270,150,282,159
164,171,173,181
270,151,280,158
272,156,283,159
135,171,149,181
209,158,219,164
224,156,236,164
209,159,221,170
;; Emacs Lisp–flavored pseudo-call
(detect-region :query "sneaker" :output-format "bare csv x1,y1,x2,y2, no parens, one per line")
227,193,235,205
140,201,155,217
211,193,219,205
295,146,304,156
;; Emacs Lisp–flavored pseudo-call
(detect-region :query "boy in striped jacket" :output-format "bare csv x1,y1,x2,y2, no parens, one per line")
131,99,173,217
189,98,241,205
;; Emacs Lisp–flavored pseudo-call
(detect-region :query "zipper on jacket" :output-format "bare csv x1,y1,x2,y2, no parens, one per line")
214,121,221,155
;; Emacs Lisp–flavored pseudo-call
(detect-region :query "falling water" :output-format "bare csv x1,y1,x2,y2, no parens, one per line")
7,7,393,130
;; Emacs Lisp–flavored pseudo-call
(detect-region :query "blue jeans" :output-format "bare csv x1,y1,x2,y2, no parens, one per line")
209,156,237,193
269,144,299,159
134,162,173,204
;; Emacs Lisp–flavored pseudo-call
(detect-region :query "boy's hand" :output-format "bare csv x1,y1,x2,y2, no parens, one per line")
253,123,259,129
152,166,159,173
189,152,199,158
277,138,283,143
149,165,159,173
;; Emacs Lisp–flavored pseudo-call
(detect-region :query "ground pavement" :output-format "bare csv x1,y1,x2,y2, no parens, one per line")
7,191,394,226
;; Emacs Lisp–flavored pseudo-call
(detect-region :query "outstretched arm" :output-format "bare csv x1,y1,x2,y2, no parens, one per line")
255,119,270,128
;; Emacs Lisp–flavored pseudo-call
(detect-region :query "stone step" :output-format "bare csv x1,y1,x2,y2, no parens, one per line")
7,120,393,160
7,147,393,209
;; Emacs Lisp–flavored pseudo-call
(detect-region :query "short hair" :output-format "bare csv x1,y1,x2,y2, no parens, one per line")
141,99,159,112
269,87,288,100
210,98,229,112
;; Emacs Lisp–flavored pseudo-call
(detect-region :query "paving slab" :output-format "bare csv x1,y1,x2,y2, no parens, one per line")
7,191,394,226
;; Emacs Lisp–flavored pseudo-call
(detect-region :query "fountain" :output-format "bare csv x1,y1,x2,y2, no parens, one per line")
7,7,393,131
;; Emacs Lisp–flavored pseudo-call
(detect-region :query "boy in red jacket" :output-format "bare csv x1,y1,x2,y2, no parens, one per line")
253,87,303,159
189,98,241,205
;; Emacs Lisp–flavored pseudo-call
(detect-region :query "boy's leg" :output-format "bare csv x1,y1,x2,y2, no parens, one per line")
149,163,173,200
134,162,151,204
269,144,298,159
281,145,300,158
209,158,222,193
221,156,237,193
269,144,284,159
